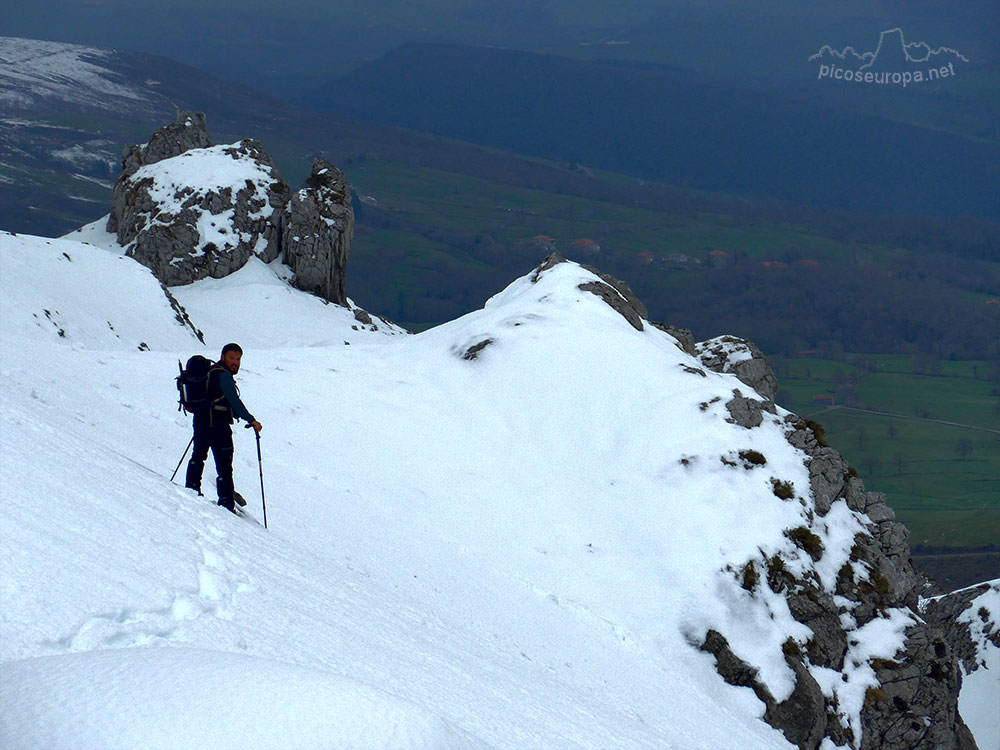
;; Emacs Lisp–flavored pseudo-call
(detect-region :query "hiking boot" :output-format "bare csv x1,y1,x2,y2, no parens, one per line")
217,497,236,514
233,491,247,507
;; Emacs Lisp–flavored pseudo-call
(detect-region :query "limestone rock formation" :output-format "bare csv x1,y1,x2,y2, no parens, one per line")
281,159,354,306
105,113,353,306
697,334,779,402
107,111,212,236
696,395,980,750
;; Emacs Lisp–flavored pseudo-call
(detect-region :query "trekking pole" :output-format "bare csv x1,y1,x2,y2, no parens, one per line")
255,431,268,529
170,436,194,482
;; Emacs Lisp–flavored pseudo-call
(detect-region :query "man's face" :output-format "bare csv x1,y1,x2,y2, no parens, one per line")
221,350,242,374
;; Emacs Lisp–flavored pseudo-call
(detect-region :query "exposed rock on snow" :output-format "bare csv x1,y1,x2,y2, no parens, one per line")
922,581,1000,749
699,396,981,748
105,113,354,305
651,321,696,354
282,159,354,306
577,279,645,331
534,253,697,350
701,628,830,748
859,618,978,750
108,113,290,285
697,334,779,403
725,387,775,429
115,110,213,188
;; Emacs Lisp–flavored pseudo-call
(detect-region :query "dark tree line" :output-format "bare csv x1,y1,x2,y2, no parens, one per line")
628,263,1000,359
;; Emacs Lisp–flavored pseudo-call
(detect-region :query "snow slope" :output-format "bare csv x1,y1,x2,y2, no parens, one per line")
2,230,995,748
0,37,151,113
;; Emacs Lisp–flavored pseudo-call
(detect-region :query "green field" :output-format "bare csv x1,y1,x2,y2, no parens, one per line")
343,158,927,330
347,160,887,263
773,354,1000,548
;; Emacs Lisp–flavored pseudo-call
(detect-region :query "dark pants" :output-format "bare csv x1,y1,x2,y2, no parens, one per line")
185,412,235,507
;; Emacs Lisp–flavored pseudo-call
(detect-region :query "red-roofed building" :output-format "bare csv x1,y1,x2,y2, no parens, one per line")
530,235,557,251
572,238,601,255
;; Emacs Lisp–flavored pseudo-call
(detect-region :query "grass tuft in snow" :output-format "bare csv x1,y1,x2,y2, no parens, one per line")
785,526,825,562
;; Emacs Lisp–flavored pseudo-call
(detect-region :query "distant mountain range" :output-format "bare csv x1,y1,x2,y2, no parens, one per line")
305,43,1000,220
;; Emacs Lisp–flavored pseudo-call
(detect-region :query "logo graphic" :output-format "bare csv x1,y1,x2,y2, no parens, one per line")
809,28,968,87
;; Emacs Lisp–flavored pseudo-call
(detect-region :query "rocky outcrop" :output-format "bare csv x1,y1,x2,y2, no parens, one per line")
701,629,830,747
697,334,778,403
697,391,978,749
725,387,775,429
106,113,353,305
860,619,978,750
532,253,647,331
110,136,290,284
581,262,648,324
107,111,212,236
281,159,353,306
577,280,645,331
923,582,997,676
786,418,920,606
651,322,696,355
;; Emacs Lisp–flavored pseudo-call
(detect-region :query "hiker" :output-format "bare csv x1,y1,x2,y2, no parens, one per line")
184,343,262,512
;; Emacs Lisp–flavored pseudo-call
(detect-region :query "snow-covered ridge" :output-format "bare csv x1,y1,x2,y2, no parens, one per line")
0,230,403,350
1,230,994,748
0,230,199,351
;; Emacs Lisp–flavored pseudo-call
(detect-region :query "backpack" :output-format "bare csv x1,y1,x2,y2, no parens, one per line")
176,355,216,413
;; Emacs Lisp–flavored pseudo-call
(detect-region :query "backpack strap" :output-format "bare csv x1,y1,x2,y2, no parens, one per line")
206,364,232,423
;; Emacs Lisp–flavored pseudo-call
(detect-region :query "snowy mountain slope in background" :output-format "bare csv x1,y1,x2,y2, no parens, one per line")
0,35,256,122
0,36,324,237
2,231,996,748
0,37,153,115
